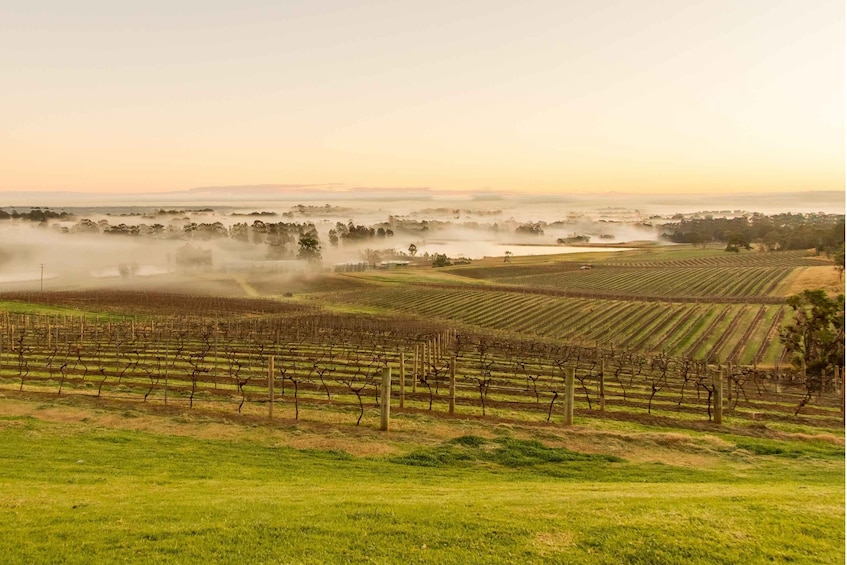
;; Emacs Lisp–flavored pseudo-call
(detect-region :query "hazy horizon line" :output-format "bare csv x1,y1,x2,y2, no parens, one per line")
1,184,844,198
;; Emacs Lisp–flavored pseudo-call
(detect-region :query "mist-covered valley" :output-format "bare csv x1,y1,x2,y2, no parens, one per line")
0,190,842,294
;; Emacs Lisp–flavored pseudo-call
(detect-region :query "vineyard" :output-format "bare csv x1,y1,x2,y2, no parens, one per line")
1,307,842,431
0,245,842,432
297,246,842,366
486,266,795,298
323,285,791,365
447,248,819,299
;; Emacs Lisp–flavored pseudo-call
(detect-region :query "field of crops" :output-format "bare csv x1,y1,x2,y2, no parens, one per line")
1,310,841,432
447,248,820,299
597,247,819,266
324,285,790,365
490,266,794,298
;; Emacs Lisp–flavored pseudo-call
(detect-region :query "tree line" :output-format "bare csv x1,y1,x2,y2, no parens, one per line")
659,212,845,257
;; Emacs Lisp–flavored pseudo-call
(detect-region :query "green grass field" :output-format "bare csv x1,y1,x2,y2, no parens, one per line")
0,396,843,564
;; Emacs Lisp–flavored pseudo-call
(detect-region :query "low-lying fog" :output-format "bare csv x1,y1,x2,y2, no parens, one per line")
0,190,841,293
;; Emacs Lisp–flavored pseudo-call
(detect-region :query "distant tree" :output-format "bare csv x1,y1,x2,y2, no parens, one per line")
687,232,704,248
175,244,212,269
104,223,139,236
762,230,780,251
71,218,100,234
408,243,418,257
363,249,381,267
250,220,268,244
504,250,512,263
194,222,228,240
297,229,322,263
724,232,751,253
432,253,452,267
830,244,845,279
557,235,590,244
267,223,295,259
515,222,545,236
229,222,249,242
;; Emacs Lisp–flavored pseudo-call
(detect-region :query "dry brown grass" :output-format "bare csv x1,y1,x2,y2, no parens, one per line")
784,266,845,296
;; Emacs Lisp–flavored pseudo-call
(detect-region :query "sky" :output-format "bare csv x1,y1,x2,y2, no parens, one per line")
0,0,843,196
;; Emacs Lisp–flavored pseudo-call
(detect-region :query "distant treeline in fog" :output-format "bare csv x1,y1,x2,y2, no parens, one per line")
659,212,844,254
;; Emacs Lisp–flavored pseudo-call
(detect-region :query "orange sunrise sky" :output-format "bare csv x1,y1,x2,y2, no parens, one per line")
0,0,843,196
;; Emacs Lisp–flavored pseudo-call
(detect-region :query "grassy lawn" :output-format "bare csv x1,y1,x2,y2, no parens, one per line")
0,397,842,564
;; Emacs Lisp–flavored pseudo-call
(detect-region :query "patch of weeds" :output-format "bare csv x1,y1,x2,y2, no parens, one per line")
735,440,793,457
733,437,844,459
449,435,486,448
391,436,622,471
391,446,472,468
487,438,622,468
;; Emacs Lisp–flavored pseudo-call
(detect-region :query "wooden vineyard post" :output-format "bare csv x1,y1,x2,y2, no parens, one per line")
412,344,418,394
726,362,732,405
268,356,275,419
380,367,391,431
164,340,169,405
448,356,456,415
714,369,723,425
599,357,605,412
213,327,219,389
399,352,406,408
563,367,575,426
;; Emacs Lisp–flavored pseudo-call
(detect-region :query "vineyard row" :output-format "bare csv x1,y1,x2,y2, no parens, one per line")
1,313,842,430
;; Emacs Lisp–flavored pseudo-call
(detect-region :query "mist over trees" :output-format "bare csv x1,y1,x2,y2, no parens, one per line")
0,208,70,222
1,205,844,287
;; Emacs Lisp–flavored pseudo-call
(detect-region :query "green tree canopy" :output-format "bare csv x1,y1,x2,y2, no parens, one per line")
780,289,845,384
